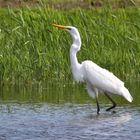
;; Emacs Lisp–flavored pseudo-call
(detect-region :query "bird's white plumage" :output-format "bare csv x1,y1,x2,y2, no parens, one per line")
81,60,133,102
66,26,133,103
82,60,124,94
52,24,133,113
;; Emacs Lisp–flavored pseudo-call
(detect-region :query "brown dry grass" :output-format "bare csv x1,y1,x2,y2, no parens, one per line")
0,0,138,9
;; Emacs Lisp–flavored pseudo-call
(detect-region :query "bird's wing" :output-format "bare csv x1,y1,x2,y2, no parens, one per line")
82,60,124,95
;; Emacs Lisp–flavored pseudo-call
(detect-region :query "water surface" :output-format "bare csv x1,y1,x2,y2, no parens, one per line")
0,81,140,140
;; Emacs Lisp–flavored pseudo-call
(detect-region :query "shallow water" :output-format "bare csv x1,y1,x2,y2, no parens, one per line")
0,81,140,140
0,103,140,140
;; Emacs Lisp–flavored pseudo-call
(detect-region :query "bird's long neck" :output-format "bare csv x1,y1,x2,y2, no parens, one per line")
70,34,83,81
70,46,80,70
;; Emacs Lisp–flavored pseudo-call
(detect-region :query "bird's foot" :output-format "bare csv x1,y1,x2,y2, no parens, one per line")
97,109,100,115
106,103,116,112
111,110,116,114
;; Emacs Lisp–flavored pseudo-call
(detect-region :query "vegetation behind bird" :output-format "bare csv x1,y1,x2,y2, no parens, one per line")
0,5,140,85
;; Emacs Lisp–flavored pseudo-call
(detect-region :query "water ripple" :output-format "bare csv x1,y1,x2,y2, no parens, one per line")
0,103,139,140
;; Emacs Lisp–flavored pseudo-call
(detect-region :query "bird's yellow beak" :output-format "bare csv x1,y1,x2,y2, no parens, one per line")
51,24,67,29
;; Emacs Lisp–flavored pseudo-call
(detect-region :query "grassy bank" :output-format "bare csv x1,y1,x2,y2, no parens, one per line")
0,6,140,85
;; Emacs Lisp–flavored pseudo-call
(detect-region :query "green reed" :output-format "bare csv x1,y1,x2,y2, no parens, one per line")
0,6,140,84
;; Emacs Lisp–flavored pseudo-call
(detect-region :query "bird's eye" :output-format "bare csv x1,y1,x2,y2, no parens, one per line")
67,28,71,30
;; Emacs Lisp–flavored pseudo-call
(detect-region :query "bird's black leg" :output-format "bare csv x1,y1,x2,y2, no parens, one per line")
95,96,100,114
104,93,116,111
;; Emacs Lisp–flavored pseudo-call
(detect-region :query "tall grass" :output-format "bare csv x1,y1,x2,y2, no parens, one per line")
0,6,140,85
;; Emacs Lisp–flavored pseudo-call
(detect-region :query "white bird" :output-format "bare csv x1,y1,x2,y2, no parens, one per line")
51,24,133,114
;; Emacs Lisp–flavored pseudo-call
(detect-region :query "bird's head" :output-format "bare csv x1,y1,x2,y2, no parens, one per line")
51,24,81,49
51,24,78,35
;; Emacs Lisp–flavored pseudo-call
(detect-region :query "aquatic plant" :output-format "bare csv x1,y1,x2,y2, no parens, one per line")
0,6,140,84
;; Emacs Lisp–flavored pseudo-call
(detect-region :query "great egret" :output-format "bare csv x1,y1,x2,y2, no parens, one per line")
51,24,133,114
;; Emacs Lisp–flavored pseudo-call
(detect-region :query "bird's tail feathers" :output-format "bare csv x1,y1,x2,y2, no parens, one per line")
120,87,133,102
